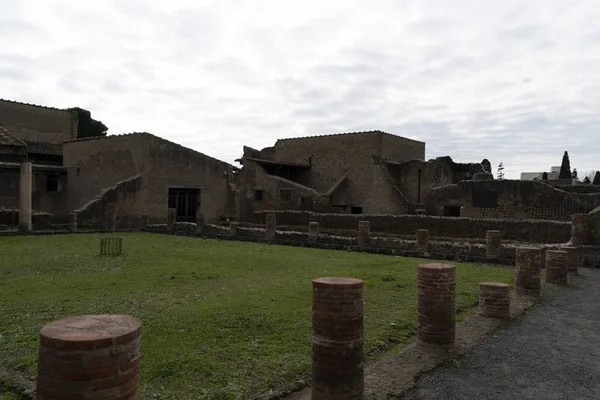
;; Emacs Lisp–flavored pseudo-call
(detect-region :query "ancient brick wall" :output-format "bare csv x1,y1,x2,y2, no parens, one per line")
0,99,77,145
254,210,571,243
588,206,600,245
426,180,600,221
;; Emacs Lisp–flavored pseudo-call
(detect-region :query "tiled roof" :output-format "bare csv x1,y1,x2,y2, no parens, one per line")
0,125,26,147
276,130,425,144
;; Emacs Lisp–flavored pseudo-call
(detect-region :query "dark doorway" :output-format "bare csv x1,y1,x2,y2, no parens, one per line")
168,188,199,222
444,205,461,217
351,206,363,214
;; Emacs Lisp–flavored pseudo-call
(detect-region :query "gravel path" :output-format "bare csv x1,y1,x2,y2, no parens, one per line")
404,268,600,400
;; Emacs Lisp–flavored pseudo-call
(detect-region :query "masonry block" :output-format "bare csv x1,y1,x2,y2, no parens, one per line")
167,208,176,230
417,263,455,350
479,282,510,319
229,222,239,236
266,214,276,241
196,211,205,235
571,214,589,247
486,230,502,258
68,212,77,233
36,314,142,400
562,246,580,274
308,222,320,244
358,221,370,249
515,247,542,297
312,277,364,400
545,250,568,284
416,229,429,251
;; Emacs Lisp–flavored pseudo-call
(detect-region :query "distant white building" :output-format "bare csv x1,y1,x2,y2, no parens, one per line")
520,166,561,181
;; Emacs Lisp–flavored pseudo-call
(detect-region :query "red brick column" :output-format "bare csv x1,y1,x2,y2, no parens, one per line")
486,230,502,259
562,246,580,274
479,282,510,319
358,221,370,249
36,315,142,400
417,263,455,350
229,222,239,236
308,222,320,244
312,277,364,400
266,214,276,241
545,250,568,284
515,247,542,297
571,214,589,247
167,208,176,230
416,229,429,251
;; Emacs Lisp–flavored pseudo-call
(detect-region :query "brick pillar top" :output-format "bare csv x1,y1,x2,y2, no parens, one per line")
313,276,363,288
419,263,453,271
479,281,509,288
40,315,142,350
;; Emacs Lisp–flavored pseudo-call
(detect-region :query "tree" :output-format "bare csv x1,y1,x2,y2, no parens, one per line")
559,151,572,179
584,176,591,184
497,162,505,180
594,171,600,185
586,170,597,183
69,107,108,138
542,172,548,180
572,168,578,180
481,159,492,174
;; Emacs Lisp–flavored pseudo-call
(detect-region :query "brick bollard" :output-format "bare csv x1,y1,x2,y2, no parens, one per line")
545,250,568,284
36,315,142,400
562,246,580,274
312,277,364,400
139,214,150,229
167,208,176,230
417,263,456,350
266,214,276,241
486,230,502,259
515,247,542,297
571,214,589,247
68,212,78,233
229,222,239,236
479,282,510,319
416,229,429,251
105,203,117,232
308,222,320,244
196,211,205,235
358,221,370,249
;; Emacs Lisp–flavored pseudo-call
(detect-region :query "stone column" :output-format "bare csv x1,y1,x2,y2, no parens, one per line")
18,161,32,233
571,214,589,247
68,212,77,233
139,214,150,229
358,221,370,249
229,222,239,236
36,314,142,400
105,203,117,232
312,277,364,400
486,230,502,259
308,222,320,244
562,246,580,274
479,282,510,319
196,211,205,235
515,247,542,297
545,250,568,284
167,208,176,230
417,263,456,350
416,229,429,251
266,213,276,241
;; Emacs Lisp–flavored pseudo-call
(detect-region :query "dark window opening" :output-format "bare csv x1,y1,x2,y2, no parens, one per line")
444,205,461,217
255,190,264,201
168,188,199,222
472,190,498,207
280,189,292,201
46,175,58,192
351,206,363,214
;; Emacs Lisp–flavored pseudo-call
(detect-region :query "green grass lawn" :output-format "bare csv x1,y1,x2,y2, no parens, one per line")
0,233,514,399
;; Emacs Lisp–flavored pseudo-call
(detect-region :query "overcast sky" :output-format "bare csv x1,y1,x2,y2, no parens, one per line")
2,0,599,178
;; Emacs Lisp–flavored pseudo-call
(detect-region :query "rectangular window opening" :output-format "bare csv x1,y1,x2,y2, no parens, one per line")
444,205,461,217
46,175,58,192
167,188,199,222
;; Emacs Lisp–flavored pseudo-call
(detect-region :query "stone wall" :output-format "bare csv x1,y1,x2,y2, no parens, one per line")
0,99,77,145
0,208,51,230
253,210,571,243
426,179,600,221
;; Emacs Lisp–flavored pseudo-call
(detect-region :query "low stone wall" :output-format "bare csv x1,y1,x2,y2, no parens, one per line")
0,208,52,230
254,211,570,244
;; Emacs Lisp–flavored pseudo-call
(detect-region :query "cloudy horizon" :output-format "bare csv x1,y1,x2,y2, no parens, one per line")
2,0,599,178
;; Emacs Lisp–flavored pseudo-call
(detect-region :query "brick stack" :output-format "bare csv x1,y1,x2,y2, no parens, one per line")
417,263,456,350
485,230,502,259
515,247,542,297
571,214,589,247
36,314,142,400
358,221,370,249
479,282,510,319
308,222,320,244
416,229,430,252
312,277,364,400
229,222,239,236
545,250,568,284
562,246,580,274
266,214,276,241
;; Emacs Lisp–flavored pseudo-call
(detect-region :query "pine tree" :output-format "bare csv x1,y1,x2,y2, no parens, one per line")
497,162,505,180
559,151,572,179
584,176,591,184
594,171,600,185
481,159,492,174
